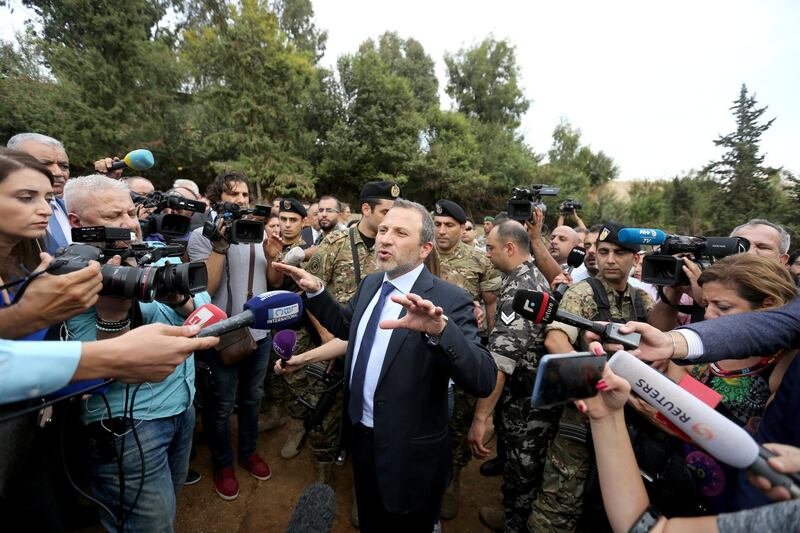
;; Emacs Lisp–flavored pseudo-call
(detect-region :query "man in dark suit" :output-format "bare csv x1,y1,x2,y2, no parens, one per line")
275,198,497,532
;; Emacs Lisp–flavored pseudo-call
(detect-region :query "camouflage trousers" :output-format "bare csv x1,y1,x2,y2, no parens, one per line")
498,381,561,533
528,405,591,533
450,385,478,469
262,348,292,410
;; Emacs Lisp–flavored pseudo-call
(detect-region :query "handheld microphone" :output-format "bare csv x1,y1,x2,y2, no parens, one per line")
285,483,336,533
617,228,669,246
196,290,302,338
554,246,587,300
183,303,227,328
273,329,298,368
512,290,641,349
284,246,306,267
609,350,800,497
109,149,155,171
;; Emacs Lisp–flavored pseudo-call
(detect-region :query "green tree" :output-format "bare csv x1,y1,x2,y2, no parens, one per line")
703,84,782,231
444,37,529,128
376,32,439,114
182,0,317,199
271,0,327,61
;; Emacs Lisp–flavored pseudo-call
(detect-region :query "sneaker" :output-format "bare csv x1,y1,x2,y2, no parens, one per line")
185,468,202,486
241,454,272,481
213,467,239,501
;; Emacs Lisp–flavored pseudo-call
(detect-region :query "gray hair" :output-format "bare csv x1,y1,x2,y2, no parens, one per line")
495,220,530,251
6,132,64,151
64,174,129,215
730,218,790,254
172,178,200,196
392,198,434,244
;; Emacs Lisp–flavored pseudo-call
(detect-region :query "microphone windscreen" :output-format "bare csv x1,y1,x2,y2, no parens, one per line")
244,290,303,329
285,483,336,533
617,228,668,246
123,149,155,171
566,247,587,269
273,329,298,360
608,350,759,468
284,246,306,266
183,303,227,328
512,290,555,324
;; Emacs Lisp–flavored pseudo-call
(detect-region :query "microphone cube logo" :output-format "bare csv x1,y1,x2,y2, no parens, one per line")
267,303,300,324
637,229,659,244
187,307,215,327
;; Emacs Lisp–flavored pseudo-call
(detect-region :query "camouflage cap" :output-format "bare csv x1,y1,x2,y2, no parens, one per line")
279,197,307,217
360,181,401,201
434,199,467,224
597,221,641,252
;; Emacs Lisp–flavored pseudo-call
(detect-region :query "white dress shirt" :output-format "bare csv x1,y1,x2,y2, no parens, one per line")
350,263,425,427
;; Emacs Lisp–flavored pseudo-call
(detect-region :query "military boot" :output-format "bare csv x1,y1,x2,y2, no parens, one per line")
479,506,505,532
258,405,287,433
280,418,306,459
440,467,461,519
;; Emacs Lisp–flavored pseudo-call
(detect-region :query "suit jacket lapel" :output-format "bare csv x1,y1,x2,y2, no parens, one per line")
344,274,382,384
375,267,435,390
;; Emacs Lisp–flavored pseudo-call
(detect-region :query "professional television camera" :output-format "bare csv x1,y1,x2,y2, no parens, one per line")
507,184,560,221
50,226,207,302
131,191,206,238
641,233,750,286
559,198,582,215
202,201,270,244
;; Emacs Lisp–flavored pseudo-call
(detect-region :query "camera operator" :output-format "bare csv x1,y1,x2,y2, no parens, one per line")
556,201,586,230
731,219,790,265
63,174,209,531
7,133,72,254
187,170,282,501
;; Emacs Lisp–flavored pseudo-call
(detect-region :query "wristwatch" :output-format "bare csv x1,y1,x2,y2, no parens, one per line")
424,315,449,346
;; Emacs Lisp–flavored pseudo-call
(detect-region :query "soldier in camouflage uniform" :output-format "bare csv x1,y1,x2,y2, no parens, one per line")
298,182,400,491
460,221,560,532
433,200,501,520
529,222,654,532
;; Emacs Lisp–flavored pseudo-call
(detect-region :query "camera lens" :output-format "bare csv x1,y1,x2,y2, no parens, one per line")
100,264,158,302
154,262,208,297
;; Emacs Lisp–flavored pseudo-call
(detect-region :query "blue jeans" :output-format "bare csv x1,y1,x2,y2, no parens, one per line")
200,336,271,468
86,407,195,533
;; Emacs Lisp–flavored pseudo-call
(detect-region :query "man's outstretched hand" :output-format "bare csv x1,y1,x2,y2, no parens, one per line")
380,293,447,336
272,262,323,293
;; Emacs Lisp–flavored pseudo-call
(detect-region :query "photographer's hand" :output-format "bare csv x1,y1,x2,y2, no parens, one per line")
94,156,123,180
0,253,103,339
94,256,132,338
526,207,563,284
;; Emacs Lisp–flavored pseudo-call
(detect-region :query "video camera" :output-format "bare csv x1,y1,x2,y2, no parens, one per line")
131,191,206,238
202,202,270,245
643,234,750,286
559,199,582,215
50,226,208,302
507,184,560,221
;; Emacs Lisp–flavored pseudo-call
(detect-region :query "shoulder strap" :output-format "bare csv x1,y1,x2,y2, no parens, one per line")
349,226,362,285
247,243,256,300
586,277,613,323
630,287,648,322
224,254,233,316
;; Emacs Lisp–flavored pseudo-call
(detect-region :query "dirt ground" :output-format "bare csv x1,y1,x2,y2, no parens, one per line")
175,421,502,533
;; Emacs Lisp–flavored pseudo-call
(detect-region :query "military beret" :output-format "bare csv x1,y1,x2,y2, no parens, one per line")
360,180,401,201
483,216,495,223
434,199,467,224
279,198,307,217
597,221,641,253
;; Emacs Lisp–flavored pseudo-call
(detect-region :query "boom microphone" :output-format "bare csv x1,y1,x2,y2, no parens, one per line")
196,291,302,338
284,246,306,267
617,228,669,246
512,290,641,349
109,149,155,171
609,350,800,497
285,483,336,533
273,329,298,368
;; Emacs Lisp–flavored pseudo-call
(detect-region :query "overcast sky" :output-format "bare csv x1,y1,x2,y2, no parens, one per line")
3,0,798,180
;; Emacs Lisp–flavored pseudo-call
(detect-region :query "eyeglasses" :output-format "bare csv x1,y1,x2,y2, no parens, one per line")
319,208,339,214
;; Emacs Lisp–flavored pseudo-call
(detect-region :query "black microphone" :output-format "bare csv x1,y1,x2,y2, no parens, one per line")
285,483,336,533
512,289,641,349
196,291,302,338
554,246,586,300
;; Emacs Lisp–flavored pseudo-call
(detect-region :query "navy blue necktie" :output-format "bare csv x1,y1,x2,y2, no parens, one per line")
349,281,395,424
45,199,68,254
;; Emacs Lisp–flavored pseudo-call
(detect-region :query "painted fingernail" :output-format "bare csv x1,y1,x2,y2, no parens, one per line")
577,403,587,413
595,380,608,391
592,345,604,356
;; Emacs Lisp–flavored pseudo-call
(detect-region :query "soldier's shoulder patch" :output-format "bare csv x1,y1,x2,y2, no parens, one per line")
321,229,347,245
500,310,516,326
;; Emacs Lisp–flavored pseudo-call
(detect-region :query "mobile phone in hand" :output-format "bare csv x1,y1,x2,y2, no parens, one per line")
531,352,606,408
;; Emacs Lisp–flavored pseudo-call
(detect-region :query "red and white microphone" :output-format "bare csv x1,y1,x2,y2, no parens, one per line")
183,303,228,329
